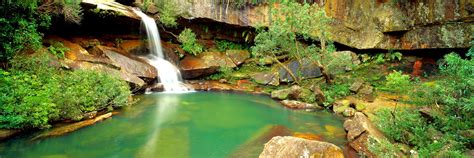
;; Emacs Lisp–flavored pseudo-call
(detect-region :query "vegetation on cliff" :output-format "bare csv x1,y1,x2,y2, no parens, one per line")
0,0,81,63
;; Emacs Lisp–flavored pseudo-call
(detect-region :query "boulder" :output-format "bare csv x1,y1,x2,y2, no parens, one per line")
259,136,344,158
67,60,146,88
279,59,322,82
325,51,359,74
225,50,251,66
252,72,279,86
179,56,219,79
358,84,375,102
280,100,321,110
96,46,157,79
180,51,250,79
349,80,364,93
271,85,301,100
311,85,326,105
278,60,322,82
343,112,393,157
343,107,356,117
49,37,154,88
271,88,292,100
333,99,351,114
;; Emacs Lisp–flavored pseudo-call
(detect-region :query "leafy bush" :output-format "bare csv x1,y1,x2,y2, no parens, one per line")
0,0,83,62
320,83,350,106
380,71,412,93
373,107,470,157
53,70,130,120
207,67,235,80
178,28,204,56
373,53,473,157
47,42,69,58
373,108,432,146
0,70,59,129
368,136,402,157
0,54,131,129
0,3,49,62
215,40,247,52
155,1,178,27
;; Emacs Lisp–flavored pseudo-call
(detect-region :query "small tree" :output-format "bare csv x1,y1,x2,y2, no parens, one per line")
251,2,334,84
178,28,204,56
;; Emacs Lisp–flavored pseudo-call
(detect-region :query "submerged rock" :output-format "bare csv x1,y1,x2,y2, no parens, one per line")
292,132,324,141
0,129,19,140
32,112,113,141
229,125,292,158
259,136,344,158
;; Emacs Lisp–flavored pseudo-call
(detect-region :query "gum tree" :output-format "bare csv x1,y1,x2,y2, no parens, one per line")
251,1,335,84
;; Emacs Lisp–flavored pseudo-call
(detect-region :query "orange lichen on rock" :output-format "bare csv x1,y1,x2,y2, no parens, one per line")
293,132,324,141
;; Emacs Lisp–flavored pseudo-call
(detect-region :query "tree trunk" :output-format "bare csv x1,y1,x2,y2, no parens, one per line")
273,58,300,84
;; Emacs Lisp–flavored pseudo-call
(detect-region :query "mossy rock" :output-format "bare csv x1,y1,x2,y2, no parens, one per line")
355,103,366,111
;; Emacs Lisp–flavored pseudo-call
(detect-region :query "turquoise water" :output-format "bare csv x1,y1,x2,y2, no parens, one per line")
0,92,346,158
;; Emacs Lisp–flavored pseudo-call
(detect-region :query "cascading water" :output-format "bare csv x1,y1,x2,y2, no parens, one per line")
133,9,192,92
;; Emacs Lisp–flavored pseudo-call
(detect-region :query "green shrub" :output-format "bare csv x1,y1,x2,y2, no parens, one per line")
0,70,59,129
47,42,69,58
0,54,131,129
380,70,412,93
207,67,235,80
368,136,402,157
155,1,178,27
215,40,247,52
178,28,204,56
0,5,49,62
373,108,432,146
320,83,350,106
53,70,130,120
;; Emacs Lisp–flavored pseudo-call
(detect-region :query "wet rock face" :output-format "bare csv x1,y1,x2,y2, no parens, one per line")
259,136,344,158
170,0,472,50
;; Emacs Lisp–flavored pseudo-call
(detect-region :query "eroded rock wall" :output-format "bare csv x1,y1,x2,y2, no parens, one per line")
173,0,473,50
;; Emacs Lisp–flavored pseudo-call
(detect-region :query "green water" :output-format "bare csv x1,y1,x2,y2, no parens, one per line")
0,92,346,158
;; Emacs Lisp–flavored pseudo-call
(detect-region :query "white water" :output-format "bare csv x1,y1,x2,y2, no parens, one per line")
133,9,192,92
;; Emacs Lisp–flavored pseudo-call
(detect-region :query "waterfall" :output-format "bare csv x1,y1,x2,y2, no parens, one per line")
133,9,192,93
